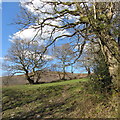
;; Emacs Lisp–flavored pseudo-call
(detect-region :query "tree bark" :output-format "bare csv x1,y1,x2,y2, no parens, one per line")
103,43,119,91
97,31,120,91
62,67,66,80
87,68,91,76
57,72,62,80
25,73,34,84
62,62,66,80
85,67,91,76
27,77,35,84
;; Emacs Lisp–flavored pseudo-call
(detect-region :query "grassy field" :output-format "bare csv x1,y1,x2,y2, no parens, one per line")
2,78,119,119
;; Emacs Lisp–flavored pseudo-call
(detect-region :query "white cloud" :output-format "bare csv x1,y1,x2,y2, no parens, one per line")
9,27,44,45
19,0,79,39
20,0,54,16
0,57,7,60
20,0,77,19
9,24,71,45
75,42,89,50
9,28,36,41
43,55,54,60
10,0,79,46
20,49,53,61
53,29,71,39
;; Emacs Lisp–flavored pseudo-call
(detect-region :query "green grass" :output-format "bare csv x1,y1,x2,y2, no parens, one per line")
3,78,87,90
2,78,119,119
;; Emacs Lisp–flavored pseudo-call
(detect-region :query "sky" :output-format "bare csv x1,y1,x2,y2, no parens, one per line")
1,1,87,76
1,2,21,76
2,2,20,56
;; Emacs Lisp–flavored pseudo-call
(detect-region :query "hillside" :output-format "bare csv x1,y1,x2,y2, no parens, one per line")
2,71,87,86
2,78,119,119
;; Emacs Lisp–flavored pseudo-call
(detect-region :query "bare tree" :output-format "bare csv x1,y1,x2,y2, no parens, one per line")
13,1,120,90
53,43,74,80
76,58,91,76
50,64,62,80
3,40,52,84
76,42,95,76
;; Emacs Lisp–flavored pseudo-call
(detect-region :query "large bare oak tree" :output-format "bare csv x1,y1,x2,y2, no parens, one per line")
3,40,52,84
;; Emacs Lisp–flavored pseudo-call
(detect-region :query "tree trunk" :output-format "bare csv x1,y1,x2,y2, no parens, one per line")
103,45,120,91
27,77,35,84
35,77,40,84
35,72,41,84
88,68,91,76
62,66,66,80
85,67,91,76
98,31,120,91
57,72,62,80
25,73,34,84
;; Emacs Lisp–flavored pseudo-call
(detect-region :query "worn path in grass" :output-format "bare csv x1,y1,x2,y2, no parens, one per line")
2,78,118,119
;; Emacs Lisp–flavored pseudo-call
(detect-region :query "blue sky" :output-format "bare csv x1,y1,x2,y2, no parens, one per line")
1,2,20,76
2,2,20,56
1,1,87,76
